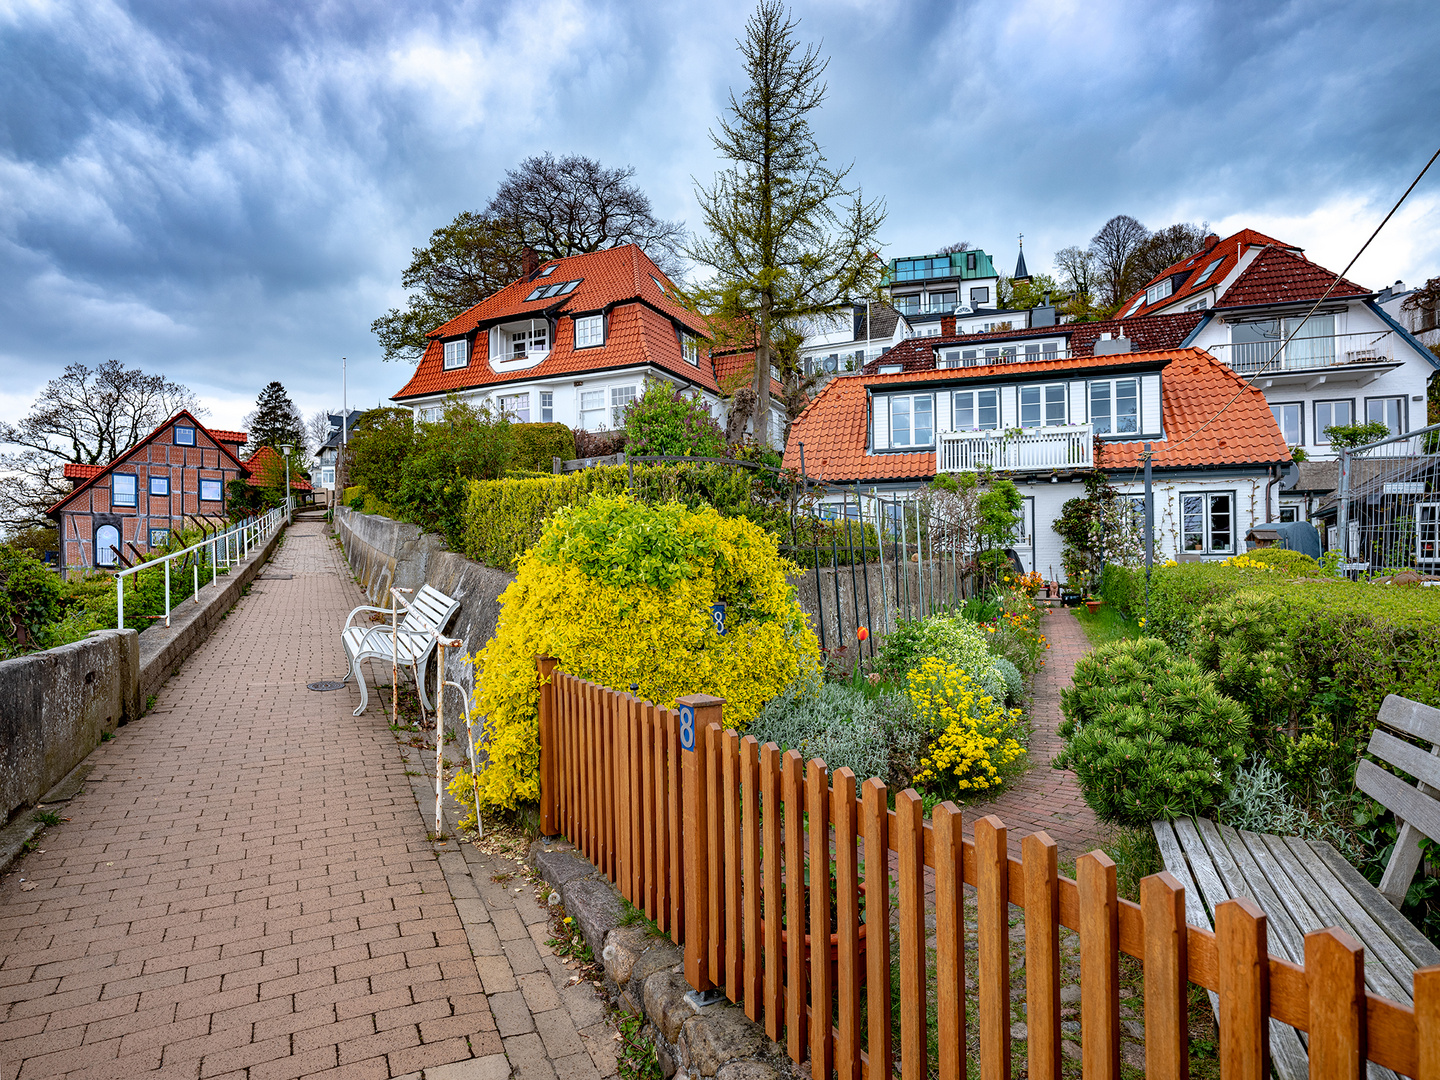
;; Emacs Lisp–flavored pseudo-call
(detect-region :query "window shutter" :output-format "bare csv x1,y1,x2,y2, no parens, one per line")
874,395,890,450
1000,385,1018,429
1069,380,1088,425
1141,374,1163,435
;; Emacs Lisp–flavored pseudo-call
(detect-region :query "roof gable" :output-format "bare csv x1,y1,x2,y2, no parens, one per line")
1214,244,1371,309
1115,228,1306,320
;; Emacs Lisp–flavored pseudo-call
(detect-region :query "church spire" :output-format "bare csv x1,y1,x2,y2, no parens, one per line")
1013,233,1031,282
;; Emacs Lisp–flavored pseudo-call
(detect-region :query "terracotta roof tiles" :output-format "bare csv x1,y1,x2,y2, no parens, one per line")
1214,244,1371,309
63,464,106,480
1116,228,1304,319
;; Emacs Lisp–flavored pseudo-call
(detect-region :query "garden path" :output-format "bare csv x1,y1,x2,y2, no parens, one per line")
957,606,1102,861
0,519,610,1080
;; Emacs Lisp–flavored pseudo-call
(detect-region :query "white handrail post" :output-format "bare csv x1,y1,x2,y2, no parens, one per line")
193,560,199,604
116,574,124,630
164,559,171,627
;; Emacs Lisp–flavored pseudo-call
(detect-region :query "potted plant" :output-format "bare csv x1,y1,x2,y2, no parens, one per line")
1084,596,1103,613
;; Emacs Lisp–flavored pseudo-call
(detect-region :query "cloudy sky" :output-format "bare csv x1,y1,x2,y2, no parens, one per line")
3,0,1439,432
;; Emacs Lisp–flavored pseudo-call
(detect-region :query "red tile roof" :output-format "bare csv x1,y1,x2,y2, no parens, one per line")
866,311,1205,373
209,429,248,445
782,347,1288,483
393,245,719,401
1116,228,1303,319
243,445,313,490
710,349,786,399
63,463,106,480
1213,244,1371,309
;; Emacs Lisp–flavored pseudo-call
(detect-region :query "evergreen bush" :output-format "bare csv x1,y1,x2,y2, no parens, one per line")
1056,637,1252,826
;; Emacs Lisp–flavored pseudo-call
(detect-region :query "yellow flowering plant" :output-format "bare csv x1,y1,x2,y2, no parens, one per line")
907,657,1027,797
450,493,820,815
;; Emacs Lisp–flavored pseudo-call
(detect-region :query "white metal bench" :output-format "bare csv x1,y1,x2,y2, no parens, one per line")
1154,694,1440,1080
341,584,461,717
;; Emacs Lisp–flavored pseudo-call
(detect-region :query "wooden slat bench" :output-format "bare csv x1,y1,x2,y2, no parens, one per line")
1154,693,1440,1080
341,584,461,717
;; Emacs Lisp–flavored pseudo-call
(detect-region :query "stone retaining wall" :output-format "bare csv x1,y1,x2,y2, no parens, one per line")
531,839,795,1080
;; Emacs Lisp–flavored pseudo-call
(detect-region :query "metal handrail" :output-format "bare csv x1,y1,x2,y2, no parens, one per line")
113,497,291,629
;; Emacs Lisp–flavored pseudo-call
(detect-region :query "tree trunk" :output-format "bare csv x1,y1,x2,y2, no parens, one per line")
754,295,772,448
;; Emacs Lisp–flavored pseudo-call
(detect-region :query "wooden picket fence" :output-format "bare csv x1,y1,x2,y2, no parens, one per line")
535,658,1440,1080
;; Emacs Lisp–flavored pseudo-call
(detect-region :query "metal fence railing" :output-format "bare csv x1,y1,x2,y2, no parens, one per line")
1336,424,1440,574
114,499,291,629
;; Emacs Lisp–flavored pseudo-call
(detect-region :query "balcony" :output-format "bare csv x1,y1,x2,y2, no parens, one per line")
937,424,1093,473
1209,331,1397,376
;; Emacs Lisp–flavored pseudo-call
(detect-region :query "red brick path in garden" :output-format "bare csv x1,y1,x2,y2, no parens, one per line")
960,605,1103,861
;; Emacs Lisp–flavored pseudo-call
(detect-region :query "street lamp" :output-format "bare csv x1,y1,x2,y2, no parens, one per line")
280,443,294,523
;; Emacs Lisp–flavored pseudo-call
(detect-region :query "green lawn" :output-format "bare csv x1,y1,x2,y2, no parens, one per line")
1073,602,1142,646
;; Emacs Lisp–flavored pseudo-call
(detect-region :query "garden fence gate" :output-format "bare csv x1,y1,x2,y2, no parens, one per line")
535,658,1440,1080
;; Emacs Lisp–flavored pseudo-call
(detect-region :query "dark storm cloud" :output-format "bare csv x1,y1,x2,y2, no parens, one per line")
2,0,1438,426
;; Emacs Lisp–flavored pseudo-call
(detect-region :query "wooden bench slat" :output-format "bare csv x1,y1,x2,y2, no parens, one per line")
1152,821,1215,931
1260,834,1413,1003
1212,823,1309,964
1171,818,1232,923
1308,840,1440,970
1367,729,1440,795
1377,694,1440,747
1355,759,1440,848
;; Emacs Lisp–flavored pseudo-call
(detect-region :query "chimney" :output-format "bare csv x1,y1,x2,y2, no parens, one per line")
940,313,956,336
1203,233,1219,251
521,246,539,279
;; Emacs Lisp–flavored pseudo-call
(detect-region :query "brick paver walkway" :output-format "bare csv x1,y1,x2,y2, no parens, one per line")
960,606,1101,860
0,522,508,1080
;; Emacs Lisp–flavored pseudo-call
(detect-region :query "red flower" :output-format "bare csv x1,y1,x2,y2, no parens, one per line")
857,626,869,642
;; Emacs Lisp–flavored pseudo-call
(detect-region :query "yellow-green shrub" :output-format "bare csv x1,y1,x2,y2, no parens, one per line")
451,494,821,813
907,656,1026,796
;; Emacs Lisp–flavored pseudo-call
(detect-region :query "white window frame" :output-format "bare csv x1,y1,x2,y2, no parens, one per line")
1089,378,1139,435
174,425,196,446
611,385,637,428
443,339,469,370
889,393,934,448
113,474,137,507
1180,491,1235,554
540,391,554,423
1313,399,1354,443
321,467,335,487
95,524,120,567
1019,383,1067,428
579,389,606,430
149,475,169,496
498,393,530,423
682,335,699,367
1419,503,1440,564
952,388,1000,431
1365,396,1404,438
509,325,549,358
149,528,170,548
1145,278,1173,305
199,477,222,502
575,315,604,348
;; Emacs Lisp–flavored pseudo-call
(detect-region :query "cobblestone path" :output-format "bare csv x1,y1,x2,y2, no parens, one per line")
0,520,611,1080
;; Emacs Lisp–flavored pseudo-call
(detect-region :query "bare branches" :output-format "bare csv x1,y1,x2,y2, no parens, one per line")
1088,214,1150,309
0,359,203,533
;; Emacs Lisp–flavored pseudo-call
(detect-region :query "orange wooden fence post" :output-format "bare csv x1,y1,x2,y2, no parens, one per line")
807,757,833,1080
861,778,892,1080
536,656,558,836
896,788,927,1080
1417,965,1440,1080
933,802,965,1080
782,750,806,1063
1305,928,1366,1080
832,768,861,1080
975,815,1010,1080
679,694,723,992
1077,850,1120,1080
760,742,783,1039
740,735,762,1019
1141,871,1189,1080
1216,898,1269,1080
1022,832,1060,1080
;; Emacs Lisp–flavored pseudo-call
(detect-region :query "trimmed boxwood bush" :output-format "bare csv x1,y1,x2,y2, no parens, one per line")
511,422,576,472
1056,637,1252,825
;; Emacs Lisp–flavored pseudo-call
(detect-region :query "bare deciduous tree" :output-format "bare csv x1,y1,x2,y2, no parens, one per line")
1131,221,1211,287
937,240,972,254
1088,214,1150,309
0,359,204,533
487,153,686,275
305,410,333,457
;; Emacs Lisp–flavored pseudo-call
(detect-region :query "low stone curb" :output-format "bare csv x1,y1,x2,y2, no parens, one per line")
529,839,797,1080
0,762,96,877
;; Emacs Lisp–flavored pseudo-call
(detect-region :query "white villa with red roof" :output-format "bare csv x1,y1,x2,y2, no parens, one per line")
1117,229,1438,463
392,245,763,439
783,340,1293,578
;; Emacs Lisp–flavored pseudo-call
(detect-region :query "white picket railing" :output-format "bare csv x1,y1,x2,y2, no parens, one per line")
937,424,1093,472
114,499,291,629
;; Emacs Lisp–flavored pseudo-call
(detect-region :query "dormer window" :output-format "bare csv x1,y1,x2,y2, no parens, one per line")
510,325,548,357
575,315,604,349
443,339,469,370
1145,279,1173,305
682,334,699,367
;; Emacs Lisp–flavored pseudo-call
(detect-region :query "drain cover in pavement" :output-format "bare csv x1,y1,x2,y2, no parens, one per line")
307,680,347,692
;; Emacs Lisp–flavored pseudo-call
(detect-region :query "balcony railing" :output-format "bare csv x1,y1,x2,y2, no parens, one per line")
938,424,1093,473
936,347,1071,368
1210,330,1396,374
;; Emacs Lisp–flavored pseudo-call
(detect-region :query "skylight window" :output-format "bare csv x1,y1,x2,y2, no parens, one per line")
523,279,581,301
1194,257,1224,286
1122,296,1145,318
540,265,557,276
560,279,580,294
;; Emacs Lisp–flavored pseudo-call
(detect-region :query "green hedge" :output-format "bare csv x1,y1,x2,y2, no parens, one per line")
464,463,879,572
1100,561,1440,730
511,423,575,472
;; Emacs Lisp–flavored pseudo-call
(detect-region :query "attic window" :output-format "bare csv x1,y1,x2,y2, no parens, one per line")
174,425,196,446
1194,257,1224,286
524,279,581,302
878,363,903,375
1145,279,1173,305
682,335,699,366
539,264,557,276
1121,296,1145,318
443,339,469,370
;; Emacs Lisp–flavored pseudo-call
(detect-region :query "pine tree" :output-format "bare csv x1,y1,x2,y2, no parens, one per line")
244,382,305,452
687,1,885,447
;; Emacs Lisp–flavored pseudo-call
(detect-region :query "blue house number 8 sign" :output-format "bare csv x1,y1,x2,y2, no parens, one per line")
679,704,696,752
710,603,726,636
